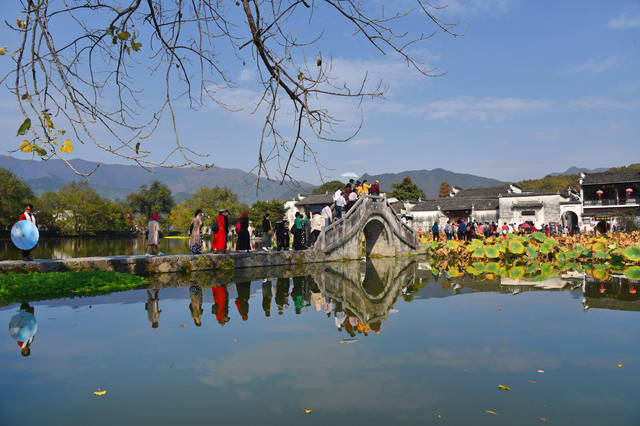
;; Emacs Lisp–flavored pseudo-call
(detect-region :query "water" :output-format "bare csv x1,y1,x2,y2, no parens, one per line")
1,259,640,425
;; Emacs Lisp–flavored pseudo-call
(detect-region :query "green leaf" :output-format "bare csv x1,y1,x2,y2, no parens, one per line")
532,231,547,243
593,251,610,260
135,141,140,154
622,245,640,262
526,245,538,259
446,240,460,250
484,245,500,259
623,266,640,280
16,118,31,136
472,247,485,258
485,262,500,274
507,239,525,254
32,145,47,156
508,266,525,279
526,262,540,274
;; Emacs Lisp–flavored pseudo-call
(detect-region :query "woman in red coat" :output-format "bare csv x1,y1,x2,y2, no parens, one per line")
211,210,227,253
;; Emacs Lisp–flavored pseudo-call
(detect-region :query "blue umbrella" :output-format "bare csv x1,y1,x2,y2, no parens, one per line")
11,220,39,250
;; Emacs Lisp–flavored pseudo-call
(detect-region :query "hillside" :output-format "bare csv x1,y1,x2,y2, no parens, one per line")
0,157,314,204
360,168,505,198
518,163,640,192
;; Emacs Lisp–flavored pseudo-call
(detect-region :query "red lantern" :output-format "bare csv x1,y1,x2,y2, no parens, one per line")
626,188,633,196
596,189,603,199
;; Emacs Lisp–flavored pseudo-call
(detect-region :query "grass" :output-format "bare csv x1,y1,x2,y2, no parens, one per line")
0,270,148,305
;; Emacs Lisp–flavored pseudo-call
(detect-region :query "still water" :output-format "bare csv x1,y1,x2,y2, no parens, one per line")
1,259,639,425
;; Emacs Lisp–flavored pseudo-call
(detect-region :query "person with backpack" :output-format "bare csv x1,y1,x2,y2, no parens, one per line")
431,222,439,241
189,209,203,254
235,210,251,252
211,209,226,253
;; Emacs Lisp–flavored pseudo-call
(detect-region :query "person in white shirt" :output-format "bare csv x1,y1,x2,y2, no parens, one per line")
310,213,324,244
334,192,346,219
321,204,332,227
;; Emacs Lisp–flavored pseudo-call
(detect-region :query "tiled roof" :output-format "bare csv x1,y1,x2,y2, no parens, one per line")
582,170,640,185
411,197,498,212
454,185,511,198
295,193,334,206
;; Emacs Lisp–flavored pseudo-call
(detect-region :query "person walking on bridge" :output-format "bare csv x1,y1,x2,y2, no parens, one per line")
321,204,332,227
334,191,346,219
369,180,380,196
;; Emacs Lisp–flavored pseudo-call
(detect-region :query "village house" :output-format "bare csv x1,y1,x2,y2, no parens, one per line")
284,193,334,224
580,169,640,232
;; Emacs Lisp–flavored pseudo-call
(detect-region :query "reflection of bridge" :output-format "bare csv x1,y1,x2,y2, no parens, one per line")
314,195,417,259
314,258,417,326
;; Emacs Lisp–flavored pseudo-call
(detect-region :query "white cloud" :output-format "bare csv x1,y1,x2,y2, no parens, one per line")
341,171,359,179
238,68,255,82
608,9,640,29
433,0,515,17
566,96,631,111
567,56,621,74
424,96,552,121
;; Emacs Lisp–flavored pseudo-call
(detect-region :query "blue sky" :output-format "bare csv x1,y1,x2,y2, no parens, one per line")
1,0,639,185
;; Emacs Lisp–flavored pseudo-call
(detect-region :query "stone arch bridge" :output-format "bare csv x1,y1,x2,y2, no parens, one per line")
314,195,417,259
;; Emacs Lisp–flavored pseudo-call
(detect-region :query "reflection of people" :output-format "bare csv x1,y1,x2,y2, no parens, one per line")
145,289,162,328
235,281,251,321
19,204,37,261
292,276,304,314
262,279,273,317
9,303,37,356
189,285,203,326
212,285,230,325
275,277,290,315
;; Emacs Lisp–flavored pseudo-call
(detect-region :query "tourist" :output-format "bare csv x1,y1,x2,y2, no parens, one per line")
362,179,371,194
262,279,273,317
235,282,251,321
235,211,251,251
457,220,466,240
212,209,226,253
431,222,439,241
335,191,346,219
484,222,491,238
275,216,290,250
262,213,272,251
444,221,451,241
347,189,358,211
355,181,363,196
501,222,509,238
189,285,203,326
212,285,230,325
222,209,230,250
18,203,37,261
311,213,324,244
146,213,161,255
369,180,380,195
292,212,305,250
477,222,484,237
321,203,332,227
189,209,203,254
145,289,161,328
9,302,37,356
302,214,311,248
344,180,353,197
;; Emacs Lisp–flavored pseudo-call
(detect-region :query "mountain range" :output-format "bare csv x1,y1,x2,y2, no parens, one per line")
0,157,314,204
550,166,608,176
360,168,505,198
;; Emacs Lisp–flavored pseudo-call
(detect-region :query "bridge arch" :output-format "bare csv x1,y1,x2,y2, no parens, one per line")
361,216,395,258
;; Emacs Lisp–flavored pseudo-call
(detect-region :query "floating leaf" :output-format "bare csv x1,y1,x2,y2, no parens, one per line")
497,384,511,391
93,390,107,396
446,240,460,250
16,118,31,135
472,262,486,273
508,239,525,254
593,251,610,260
624,266,640,280
485,410,499,416
485,262,501,274
539,242,554,254
484,245,500,259
622,245,640,262
537,369,544,373
508,266,525,279
526,245,539,259
526,262,540,274
472,247,485,258
304,409,312,414
532,232,547,243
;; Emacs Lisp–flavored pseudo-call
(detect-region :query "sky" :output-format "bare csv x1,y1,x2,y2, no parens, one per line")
1,0,639,185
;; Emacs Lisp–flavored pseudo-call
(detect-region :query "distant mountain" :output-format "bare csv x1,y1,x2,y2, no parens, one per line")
550,166,608,176
360,168,505,198
0,157,314,204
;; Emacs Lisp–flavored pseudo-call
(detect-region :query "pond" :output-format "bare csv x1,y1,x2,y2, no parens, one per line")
1,259,640,425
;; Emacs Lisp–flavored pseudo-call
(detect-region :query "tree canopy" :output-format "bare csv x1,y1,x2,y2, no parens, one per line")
169,187,247,232
125,180,175,221
249,200,286,226
389,177,426,201
312,180,344,195
3,1,458,182
0,168,34,228
438,181,451,198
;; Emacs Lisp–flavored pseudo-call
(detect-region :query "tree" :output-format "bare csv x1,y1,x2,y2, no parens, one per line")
3,1,458,181
0,168,34,228
249,200,286,226
169,187,247,232
389,177,425,201
312,180,344,195
125,180,175,223
46,181,128,234
438,181,451,198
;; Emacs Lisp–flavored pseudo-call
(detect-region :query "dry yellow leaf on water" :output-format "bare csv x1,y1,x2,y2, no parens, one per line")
93,390,107,396
618,364,622,368
304,409,312,414
498,384,511,391
537,370,544,373
485,410,499,415
528,380,537,384
540,417,549,422
339,341,346,344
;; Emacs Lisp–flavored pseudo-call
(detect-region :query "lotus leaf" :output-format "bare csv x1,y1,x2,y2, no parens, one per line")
622,245,640,262
507,239,525,254
539,242,554,254
593,251,610,260
472,247,485,258
485,262,501,274
590,268,610,280
540,263,555,276
526,262,540,274
431,241,439,250
484,245,500,258
446,240,460,250
466,266,480,275
565,250,580,259
508,266,525,279
526,246,539,259
532,232,547,242
484,273,495,280
472,262,486,273
446,267,463,278
591,241,607,252
623,266,640,280
555,252,566,262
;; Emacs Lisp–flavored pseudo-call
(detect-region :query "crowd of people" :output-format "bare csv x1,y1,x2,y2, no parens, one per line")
424,219,579,242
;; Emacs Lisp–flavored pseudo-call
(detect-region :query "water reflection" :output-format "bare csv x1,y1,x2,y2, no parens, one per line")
145,289,161,328
189,286,204,326
8,302,37,356
211,285,230,325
